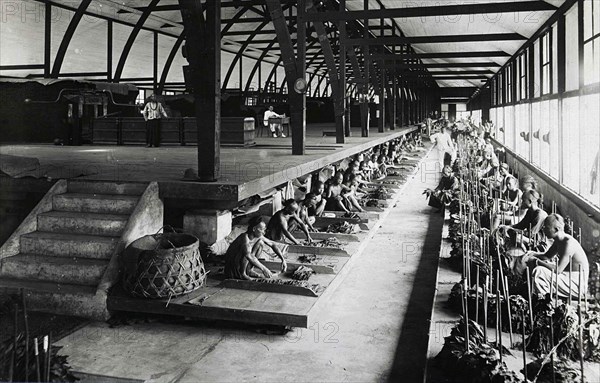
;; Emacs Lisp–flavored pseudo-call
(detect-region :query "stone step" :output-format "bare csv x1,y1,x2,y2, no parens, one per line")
0,277,107,320
53,193,139,214
67,181,147,196
20,231,119,259
38,211,129,236
0,254,108,286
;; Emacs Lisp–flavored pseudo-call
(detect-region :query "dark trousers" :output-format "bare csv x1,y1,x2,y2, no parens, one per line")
146,119,161,147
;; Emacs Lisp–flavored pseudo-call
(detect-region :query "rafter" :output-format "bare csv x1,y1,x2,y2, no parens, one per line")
305,1,557,22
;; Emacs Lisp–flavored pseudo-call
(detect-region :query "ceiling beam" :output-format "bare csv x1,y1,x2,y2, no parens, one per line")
304,1,557,22
426,70,496,75
371,51,511,59
342,33,526,45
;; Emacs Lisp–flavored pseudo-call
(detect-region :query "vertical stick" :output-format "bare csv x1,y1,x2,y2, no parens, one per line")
569,260,573,306
578,265,585,383
21,289,29,382
483,275,489,342
497,288,503,363
475,265,480,323
504,275,514,347
526,267,534,329
34,337,41,383
496,243,505,297
463,280,470,353
522,310,528,380
45,333,52,383
42,335,48,383
555,264,560,307
9,303,18,383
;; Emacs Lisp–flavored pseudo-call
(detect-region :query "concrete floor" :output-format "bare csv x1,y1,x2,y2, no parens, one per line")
55,149,444,383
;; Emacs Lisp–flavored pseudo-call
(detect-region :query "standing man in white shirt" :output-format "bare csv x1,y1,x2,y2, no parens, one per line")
430,126,455,170
142,94,168,147
263,105,285,138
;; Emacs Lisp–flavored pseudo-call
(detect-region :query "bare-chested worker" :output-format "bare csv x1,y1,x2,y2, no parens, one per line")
325,172,352,214
524,214,589,298
266,199,313,245
224,216,287,280
309,180,327,217
298,193,318,232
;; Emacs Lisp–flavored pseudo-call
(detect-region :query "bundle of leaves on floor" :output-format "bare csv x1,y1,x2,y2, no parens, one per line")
0,333,79,382
522,357,580,383
366,186,392,200
435,317,517,383
301,237,344,249
525,295,600,362
291,265,314,281
325,221,360,234
359,198,385,208
447,283,532,334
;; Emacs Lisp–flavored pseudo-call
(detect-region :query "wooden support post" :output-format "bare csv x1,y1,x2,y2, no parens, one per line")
391,67,397,130
179,0,221,181
362,0,369,137
378,66,385,133
293,0,308,153
337,0,347,144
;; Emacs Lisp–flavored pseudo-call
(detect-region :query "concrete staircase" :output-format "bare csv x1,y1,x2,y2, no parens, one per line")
0,181,149,319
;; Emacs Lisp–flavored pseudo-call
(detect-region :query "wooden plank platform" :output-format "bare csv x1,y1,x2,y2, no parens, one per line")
0,124,418,205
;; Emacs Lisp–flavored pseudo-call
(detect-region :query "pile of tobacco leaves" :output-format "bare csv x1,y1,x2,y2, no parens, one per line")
298,254,319,264
360,199,385,208
291,266,314,281
435,317,519,383
366,186,392,200
301,237,344,249
325,221,360,234
0,334,79,382
525,294,600,362
522,357,580,383
447,285,532,334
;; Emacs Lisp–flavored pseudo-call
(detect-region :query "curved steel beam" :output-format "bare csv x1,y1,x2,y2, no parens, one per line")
157,32,185,94
244,38,320,94
223,4,293,89
51,0,92,77
114,0,161,82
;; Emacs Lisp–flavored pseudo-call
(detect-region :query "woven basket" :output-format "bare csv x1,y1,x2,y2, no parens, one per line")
122,232,207,299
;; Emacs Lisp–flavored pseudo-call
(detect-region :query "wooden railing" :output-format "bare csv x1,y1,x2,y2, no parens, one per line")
92,117,256,146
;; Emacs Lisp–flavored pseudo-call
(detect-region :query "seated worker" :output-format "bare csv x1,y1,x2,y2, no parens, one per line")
490,176,523,231
325,172,352,214
297,193,318,231
359,161,373,182
263,106,286,138
266,199,313,245
524,214,589,299
428,165,459,211
308,180,327,217
497,189,548,249
342,174,366,213
224,216,287,280
478,148,500,178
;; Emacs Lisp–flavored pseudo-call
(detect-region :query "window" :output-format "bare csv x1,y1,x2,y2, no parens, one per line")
562,97,580,192
498,72,504,105
565,5,580,91
541,31,552,95
506,64,512,103
583,0,600,85
515,103,530,159
135,89,146,105
519,53,528,100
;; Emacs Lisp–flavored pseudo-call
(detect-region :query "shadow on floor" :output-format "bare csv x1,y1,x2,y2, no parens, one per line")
388,210,445,382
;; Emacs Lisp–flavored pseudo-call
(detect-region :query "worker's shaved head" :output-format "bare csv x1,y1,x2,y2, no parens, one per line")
545,213,565,230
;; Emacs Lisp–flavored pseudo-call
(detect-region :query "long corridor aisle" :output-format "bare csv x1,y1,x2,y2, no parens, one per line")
55,148,445,383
